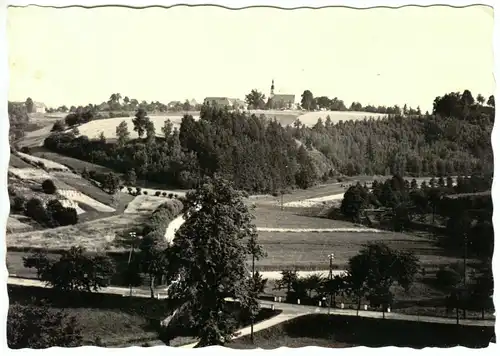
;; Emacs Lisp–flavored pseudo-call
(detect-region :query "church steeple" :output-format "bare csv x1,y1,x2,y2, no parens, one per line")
270,79,275,98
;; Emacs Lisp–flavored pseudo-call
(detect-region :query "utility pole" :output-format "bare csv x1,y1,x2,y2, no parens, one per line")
251,252,255,342
463,231,468,319
127,232,142,297
328,253,334,315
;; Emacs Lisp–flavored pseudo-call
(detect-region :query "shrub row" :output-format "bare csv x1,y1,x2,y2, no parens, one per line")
142,199,184,240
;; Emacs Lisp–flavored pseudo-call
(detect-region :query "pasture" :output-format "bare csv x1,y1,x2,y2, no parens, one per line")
73,115,200,140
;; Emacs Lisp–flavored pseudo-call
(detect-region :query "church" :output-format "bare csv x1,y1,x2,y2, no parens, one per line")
267,80,295,110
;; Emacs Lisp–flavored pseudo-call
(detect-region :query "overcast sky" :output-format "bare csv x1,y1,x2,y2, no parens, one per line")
7,5,494,112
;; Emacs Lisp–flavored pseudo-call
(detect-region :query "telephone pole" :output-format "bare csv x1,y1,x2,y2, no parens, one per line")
463,231,468,319
328,253,334,315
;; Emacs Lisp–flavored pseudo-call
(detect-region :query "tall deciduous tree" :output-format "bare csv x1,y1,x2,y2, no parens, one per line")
132,108,149,138
169,176,262,347
245,90,266,110
301,90,315,111
347,242,419,313
116,120,130,147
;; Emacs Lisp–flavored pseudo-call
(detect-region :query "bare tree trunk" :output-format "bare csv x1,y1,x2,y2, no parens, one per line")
150,275,156,299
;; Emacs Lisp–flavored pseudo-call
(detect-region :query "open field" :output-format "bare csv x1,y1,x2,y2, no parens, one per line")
31,150,117,175
5,213,147,252
8,167,54,182
9,153,35,168
73,115,200,140
228,314,494,349
254,230,471,271
124,195,170,214
16,151,70,171
57,189,115,213
6,215,38,234
251,205,354,229
53,171,119,206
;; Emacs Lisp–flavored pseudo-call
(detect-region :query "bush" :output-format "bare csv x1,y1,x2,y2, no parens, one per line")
20,147,31,154
155,191,161,196
42,179,57,194
436,267,462,289
51,120,65,132
162,192,167,197
143,191,148,195
12,196,27,212
25,198,50,225
168,193,173,199
46,200,78,226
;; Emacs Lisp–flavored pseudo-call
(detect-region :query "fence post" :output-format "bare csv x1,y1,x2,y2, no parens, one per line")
364,305,368,311
297,299,300,305
341,303,344,309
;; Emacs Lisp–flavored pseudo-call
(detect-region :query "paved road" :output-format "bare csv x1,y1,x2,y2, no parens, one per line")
9,276,494,328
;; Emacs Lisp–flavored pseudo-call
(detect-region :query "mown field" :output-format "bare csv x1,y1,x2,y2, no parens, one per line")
251,205,353,229
254,230,470,271
228,314,495,349
73,115,200,140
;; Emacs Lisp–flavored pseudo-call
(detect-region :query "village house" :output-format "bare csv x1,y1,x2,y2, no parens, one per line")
203,97,246,110
33,102,47,113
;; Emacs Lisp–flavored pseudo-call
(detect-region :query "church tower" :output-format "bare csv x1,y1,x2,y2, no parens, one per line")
270,79,275,98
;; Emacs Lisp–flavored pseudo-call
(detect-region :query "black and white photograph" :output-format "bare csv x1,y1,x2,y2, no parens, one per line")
1,0,497,350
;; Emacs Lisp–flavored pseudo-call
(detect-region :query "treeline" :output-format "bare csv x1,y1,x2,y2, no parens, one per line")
292,92,494,177
44,105,317,193
46,93,200,114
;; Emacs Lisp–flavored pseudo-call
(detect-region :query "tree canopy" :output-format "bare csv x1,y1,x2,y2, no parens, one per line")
168,177,263,347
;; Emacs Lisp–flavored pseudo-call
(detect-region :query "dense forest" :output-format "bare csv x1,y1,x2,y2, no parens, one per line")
41,90,494,194
292,92,494,177
340,174,493,260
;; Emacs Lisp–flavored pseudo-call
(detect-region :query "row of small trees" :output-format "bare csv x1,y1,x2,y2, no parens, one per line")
10,194,78,228
275,243,419,313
